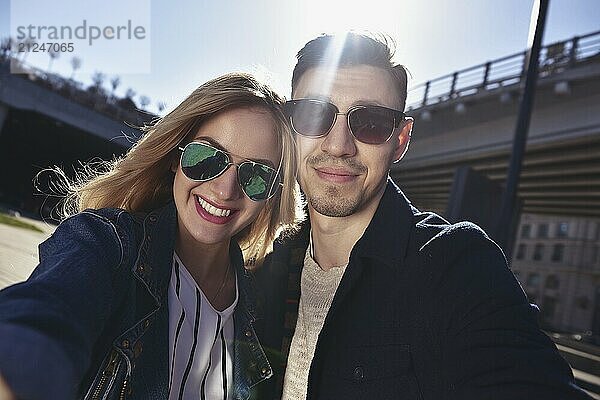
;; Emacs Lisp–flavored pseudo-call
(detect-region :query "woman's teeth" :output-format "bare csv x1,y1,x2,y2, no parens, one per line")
196,196,232,217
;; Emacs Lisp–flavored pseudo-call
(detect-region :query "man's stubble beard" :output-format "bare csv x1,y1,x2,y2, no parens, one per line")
301,153,368,217
306,183,362,217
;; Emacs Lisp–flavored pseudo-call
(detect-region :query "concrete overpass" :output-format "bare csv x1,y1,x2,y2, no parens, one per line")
393,30,600,218
0,57,152,218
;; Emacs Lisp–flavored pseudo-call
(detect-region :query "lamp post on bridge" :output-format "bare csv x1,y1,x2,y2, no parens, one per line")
494,0,550,256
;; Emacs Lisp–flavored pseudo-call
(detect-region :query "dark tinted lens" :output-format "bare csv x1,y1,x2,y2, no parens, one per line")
238,162,279,201
181,143,229,181
348,106,396,144
290,100,336,136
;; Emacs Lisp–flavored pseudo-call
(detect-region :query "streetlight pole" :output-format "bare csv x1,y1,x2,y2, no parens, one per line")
495,0,550,255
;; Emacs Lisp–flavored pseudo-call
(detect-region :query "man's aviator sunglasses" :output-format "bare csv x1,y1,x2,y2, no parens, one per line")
178,141,282,202
284,99,407,145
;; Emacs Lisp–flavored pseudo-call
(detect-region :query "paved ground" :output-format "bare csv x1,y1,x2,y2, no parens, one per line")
0,217,55,290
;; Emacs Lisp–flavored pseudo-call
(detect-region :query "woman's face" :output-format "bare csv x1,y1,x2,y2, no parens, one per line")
173,107,280,248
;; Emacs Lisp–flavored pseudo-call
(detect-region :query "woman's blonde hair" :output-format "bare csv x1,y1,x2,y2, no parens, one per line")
60,72,303,265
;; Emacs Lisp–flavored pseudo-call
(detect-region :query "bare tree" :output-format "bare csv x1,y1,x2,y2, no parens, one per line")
117,88,137,110
125,88,136,99
110,76,121,96
17,37,36,63
139,95,150,110
0,37,13,59
157,101,166,113
70,56,82,79
47,47,60,71
91,71,106,88
87,71,108,97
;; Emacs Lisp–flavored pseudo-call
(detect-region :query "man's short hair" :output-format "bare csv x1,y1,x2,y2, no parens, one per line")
291,32,409,110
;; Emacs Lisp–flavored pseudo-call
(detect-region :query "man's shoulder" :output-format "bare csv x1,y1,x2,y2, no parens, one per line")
382,179,493,249
412,211,490,248
409,210,505,268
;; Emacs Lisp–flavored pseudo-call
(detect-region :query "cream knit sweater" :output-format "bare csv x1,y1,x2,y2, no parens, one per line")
281,246,347,400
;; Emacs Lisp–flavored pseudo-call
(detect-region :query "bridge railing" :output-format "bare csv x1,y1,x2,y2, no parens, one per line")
406,30,600,110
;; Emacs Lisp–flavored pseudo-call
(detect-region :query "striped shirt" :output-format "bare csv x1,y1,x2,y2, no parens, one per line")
168,253,238,400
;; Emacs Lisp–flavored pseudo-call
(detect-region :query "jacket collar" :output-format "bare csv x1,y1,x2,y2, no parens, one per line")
132,202,257,320
132,202,177,306
352,177,418,267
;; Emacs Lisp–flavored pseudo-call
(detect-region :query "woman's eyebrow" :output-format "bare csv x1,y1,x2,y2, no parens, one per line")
194,136,275,167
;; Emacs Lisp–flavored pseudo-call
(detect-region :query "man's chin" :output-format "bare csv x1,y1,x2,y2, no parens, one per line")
308,194,358,218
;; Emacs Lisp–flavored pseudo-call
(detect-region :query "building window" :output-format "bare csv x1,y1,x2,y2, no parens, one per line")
537,223,549,238
576,296,589,310
545,275,560,289
521,224,531,238
516,244,526,260
527,273,540,287
533,244,545,261
591,245,599,265
541,296,557,321
551,244,564,262
556,222,569,238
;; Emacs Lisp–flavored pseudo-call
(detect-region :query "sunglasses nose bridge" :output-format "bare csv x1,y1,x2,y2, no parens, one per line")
320,110,358,157
329,111,352,134
328,108,360,138
210,161,242,200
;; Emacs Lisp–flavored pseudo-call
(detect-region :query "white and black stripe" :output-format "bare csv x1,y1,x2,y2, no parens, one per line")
169,262,186,391
220,329,228,400
178,289,201,400
167,254,237,400
200,315,221,400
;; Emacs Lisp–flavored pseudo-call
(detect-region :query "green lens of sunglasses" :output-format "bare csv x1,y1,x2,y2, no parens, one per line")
238,162,279,201
181,143,229,181
181,142,280,201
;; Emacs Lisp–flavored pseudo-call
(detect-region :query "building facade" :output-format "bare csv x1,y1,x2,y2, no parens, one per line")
511,214,600,335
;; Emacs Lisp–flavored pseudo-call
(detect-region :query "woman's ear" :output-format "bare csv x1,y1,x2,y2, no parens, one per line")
170,154,179,173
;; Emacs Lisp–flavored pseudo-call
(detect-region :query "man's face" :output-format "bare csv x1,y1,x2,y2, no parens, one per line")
293,65,412,217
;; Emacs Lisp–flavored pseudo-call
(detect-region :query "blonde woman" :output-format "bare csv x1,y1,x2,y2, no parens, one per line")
0,73,301,400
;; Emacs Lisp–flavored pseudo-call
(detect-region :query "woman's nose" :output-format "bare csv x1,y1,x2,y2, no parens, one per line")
208,164,241,201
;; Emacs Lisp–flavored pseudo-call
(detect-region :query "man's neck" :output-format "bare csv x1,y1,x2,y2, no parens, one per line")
308,187,385,271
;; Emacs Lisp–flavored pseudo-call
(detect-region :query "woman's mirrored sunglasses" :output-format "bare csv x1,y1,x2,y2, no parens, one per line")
284,98,406,145
178,141,282,201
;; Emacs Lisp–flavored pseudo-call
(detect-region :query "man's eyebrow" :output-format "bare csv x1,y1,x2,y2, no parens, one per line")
357,100,385,106
297,94,331,102
194,136,276,167
295,95,388,109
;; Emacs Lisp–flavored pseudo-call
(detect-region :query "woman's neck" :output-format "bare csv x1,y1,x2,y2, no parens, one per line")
175,236,236,311
175,232,230,285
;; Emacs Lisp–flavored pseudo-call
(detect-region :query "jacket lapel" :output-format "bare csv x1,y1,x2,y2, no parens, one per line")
317,178,416,336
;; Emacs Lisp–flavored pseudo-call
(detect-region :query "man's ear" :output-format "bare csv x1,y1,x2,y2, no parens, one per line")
392,116,413,163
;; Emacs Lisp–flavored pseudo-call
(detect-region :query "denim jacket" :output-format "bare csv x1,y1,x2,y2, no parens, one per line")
0,202,272,400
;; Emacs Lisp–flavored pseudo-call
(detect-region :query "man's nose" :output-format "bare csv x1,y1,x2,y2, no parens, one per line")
320,113,357,158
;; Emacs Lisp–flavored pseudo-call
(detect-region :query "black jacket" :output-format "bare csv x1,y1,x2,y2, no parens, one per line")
254,179,590,400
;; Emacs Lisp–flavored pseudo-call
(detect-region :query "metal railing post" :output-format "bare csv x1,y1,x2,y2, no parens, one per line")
569,36,580,66
450,72,458,96
422,81,430,107
482,62,491,88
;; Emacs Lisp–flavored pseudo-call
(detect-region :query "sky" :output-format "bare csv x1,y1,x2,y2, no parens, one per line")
0,0,599,115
